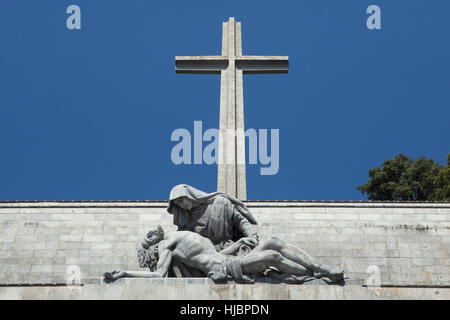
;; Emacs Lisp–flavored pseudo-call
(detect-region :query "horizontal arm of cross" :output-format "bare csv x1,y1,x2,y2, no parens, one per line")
175,55,289,74
236,56,289,74
175,56,228,74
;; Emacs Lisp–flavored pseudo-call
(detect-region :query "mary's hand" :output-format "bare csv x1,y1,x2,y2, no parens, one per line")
238,236,258,248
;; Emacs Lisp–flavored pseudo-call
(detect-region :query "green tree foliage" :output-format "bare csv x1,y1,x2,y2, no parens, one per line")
433,154,450,201
357,153,450,201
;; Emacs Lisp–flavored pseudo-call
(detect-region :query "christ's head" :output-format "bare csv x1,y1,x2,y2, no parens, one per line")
137,225,164,271
142,225,164,249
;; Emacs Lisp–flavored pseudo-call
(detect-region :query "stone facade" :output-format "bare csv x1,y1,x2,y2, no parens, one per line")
1,280,449,300
0,201,449,296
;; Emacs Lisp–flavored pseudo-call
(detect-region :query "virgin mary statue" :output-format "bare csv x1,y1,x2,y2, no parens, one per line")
167,184,259,251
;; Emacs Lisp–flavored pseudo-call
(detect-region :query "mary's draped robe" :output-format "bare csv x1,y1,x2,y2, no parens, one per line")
166,185,259,277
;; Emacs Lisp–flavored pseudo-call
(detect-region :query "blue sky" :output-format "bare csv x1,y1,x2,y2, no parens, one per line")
0,1,449,200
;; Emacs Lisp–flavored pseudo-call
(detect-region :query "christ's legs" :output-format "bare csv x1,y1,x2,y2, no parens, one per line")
241,250,312,276
254,237,343,278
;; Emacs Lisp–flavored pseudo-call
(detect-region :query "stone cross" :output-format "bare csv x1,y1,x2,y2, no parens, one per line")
175,17,288,200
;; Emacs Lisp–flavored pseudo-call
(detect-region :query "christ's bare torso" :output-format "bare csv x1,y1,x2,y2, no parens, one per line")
163,231,225,274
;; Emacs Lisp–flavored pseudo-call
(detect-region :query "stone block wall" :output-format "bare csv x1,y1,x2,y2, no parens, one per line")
0,201,449,286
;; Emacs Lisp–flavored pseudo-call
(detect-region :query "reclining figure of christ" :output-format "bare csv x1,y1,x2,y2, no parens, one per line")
104,225,344,284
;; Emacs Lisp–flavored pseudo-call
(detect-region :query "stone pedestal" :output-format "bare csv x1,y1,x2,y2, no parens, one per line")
0,278,448,300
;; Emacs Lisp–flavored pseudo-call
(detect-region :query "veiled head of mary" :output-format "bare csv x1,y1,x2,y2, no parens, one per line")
166,184,258,226
167,184,209,213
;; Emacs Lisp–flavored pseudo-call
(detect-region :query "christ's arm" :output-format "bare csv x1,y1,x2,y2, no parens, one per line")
123,245,173,278
219,241,241,255
154,242,173,276
103,242,173,282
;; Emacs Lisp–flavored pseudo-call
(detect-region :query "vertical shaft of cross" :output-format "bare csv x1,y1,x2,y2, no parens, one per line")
217,18,246,200
175,17,288,200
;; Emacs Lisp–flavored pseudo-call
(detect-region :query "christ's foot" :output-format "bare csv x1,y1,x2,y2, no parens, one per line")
314,265,344,282
103,270,126,283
